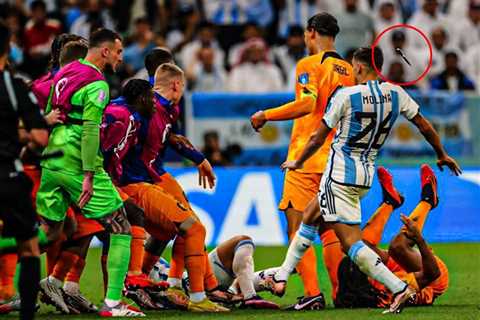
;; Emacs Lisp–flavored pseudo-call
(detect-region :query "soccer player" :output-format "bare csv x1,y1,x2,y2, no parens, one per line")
250,12,355,310
35,29,144,317
274,46,461,314
0,21,49,320
331,165,449,309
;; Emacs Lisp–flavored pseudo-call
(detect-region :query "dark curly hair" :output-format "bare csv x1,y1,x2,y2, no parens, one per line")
123,79,152,105
48,33,87,70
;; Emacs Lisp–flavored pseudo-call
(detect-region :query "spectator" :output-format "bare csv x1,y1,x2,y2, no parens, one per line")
451,0,480,51
202,130,241,166
178,21,225,70
23,0,61,78
5,8,25,66
277,0,319,39
463,43,480,93
387,61,418,89
407,0,449,48
165,5,200,52
336,0,375,56
227,38,283,92
272,25,306,86
430,51,476,91
186,46,227,92
430,26,457,76
123,17,156,75
228,22,271,67
203,0,273,27
70,0,115,39
373,0,401,34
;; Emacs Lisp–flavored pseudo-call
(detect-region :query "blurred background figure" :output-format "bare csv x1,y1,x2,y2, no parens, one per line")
202,131,242,166
69,0,115,38
429,26,456,76
123,17,156,76
335,0,375,57
463,42,480,94
430,51,476,91
450,0,480,52
228,22,270,68
372,0,401,34
387,61,418,90
227,38,283,92
186,46,227,92
407,0,449,49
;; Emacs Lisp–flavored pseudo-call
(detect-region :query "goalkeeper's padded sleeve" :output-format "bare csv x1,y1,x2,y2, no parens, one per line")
81,120,100,172
264,95,316,121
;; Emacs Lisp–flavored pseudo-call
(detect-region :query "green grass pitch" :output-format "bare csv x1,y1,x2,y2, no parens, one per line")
7,243,480,319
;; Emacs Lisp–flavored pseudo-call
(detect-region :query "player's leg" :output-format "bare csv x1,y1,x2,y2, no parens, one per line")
362,167,404,247
0,253,18,302
318,225,344,301
389,164,439,272
142,237,168,275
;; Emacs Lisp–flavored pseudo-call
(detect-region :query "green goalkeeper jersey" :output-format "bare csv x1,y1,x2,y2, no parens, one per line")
42,59,109,175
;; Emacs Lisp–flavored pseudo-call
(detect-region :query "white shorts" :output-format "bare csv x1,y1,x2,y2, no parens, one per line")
318,176,369,224
208,249,235,290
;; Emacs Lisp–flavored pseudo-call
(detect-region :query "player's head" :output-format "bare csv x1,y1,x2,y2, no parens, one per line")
49,33,86,70
352,47,383,83
88,28,123,73
0,22,11,61
145,47,174,77
59,41,88,67
305,13,340,53
153,63,185,104
123,79,155,117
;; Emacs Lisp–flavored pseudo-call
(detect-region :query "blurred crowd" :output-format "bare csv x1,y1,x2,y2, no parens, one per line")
1,0,479,94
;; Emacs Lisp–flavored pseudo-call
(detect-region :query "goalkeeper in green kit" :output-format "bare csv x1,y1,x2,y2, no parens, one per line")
36,29,145,317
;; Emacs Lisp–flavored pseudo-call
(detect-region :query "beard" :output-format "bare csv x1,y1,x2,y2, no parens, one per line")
104,62,115,74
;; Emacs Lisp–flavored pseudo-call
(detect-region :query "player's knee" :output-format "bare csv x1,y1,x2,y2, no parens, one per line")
124,199,145,227
232,235,252,244
100,207,131,235
182,218,206,240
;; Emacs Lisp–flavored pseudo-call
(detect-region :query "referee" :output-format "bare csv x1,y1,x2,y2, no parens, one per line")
0,22,49,320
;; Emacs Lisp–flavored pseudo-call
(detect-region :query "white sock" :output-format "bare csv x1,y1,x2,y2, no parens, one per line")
47,275,63,288
63,281,80,293
104,298,119,308
253,267,280,291
348,240,406,294
189,291,206,303
232,240,256,299
276,223,317,281
167,277,182,288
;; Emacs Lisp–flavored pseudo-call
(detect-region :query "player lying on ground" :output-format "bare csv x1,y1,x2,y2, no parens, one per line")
101,74,227,312
250,12,355,310
288,166,448,309
273,46,461,314
147,235,280,309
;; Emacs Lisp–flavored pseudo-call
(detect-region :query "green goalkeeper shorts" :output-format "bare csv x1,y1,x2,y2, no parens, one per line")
36,168,123,222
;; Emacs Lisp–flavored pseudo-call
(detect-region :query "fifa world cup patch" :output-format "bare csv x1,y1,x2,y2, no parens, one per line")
98,90,106,102
298,73,309,85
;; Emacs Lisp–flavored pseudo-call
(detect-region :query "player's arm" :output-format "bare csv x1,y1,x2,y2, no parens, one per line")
168,134,216,189
78,81,110,208
281,89,346,171
400,214,441,289
410,114,461,175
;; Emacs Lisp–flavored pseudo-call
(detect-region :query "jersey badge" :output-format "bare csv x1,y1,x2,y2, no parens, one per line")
298,73,309,85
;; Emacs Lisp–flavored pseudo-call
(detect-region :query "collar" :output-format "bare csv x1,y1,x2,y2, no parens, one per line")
154,91,174,108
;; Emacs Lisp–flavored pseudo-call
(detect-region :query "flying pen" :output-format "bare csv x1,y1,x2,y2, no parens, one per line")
395,48,412,66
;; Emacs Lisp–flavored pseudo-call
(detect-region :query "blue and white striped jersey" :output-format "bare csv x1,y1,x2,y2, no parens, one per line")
323,80,419,187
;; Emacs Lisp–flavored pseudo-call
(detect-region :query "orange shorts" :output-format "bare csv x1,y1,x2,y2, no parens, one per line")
278,170,322,212
115,186,130,202
121,183,193,241
23,165,41,205
71,212,105,240
155,173,190,209
373,255,449,306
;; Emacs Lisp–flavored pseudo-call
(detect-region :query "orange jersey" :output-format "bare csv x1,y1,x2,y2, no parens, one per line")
371,256,449,307
288,51,355,173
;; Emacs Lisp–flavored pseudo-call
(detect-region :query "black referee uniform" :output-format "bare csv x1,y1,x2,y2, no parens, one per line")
0,68,47,320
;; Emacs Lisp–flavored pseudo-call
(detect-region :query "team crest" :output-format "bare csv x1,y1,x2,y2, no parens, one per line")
98,90,106,102
298,73,309,85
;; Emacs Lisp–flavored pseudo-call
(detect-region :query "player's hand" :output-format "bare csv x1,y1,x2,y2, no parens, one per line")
169,133,195,150
250,111,267,132
78,171,94,209
197,159,216,189
400,214,423,242
280,160,302,171
45,109,64,126
437,154,462,176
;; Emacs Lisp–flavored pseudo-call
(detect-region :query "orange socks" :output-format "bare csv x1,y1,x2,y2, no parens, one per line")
289,231,321,297
128,226,146,275
320,230,343,300
142,251,160,275
204,251,218,291
183,222,206,293
363,203,394,246
0,253,18,300
406,201,432,233
65,257,86,284
51,251,79,282
168,237,185,280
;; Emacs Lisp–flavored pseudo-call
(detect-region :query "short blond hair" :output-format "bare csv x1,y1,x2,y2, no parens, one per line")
153,63,184,88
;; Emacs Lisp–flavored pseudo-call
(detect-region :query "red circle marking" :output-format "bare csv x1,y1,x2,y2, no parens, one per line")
371,23,433,86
